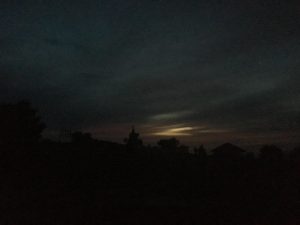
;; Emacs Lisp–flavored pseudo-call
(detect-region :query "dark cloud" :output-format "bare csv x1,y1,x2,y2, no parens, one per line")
0,0,299,146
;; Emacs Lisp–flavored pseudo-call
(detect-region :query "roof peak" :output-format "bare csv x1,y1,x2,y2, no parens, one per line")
213,143,245,152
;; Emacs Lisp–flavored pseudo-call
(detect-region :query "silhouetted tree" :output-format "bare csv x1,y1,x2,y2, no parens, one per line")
157,138,180,153
259,145,283,161
0,100,45,146
124,126,143,152
244,151,256,161
177,145,189,154
289,146,300,161
289,147,300,173
194,145,207,158
71,131,95,144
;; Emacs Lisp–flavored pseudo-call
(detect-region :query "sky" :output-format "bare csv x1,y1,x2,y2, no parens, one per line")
0,0,299,148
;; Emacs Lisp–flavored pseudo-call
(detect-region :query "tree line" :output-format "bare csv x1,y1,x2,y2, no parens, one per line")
0,100,299,225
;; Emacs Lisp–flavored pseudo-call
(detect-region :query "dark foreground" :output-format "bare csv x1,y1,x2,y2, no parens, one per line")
0,143,299,225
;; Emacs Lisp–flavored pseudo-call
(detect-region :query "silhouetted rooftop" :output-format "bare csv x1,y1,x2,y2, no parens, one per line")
212,143,245,154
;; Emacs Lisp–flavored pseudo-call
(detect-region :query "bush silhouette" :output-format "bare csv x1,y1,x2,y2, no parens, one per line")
124,126,143,152
157,137,180,153
0,100,45,146
259,145,283,161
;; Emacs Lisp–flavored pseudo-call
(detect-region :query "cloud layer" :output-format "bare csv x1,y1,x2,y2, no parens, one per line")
1,0,299,146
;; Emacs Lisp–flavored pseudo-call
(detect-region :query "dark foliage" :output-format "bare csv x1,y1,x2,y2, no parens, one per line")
259,145,284,161
124,127,143,152
0,100,45,146
0,101,299,225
